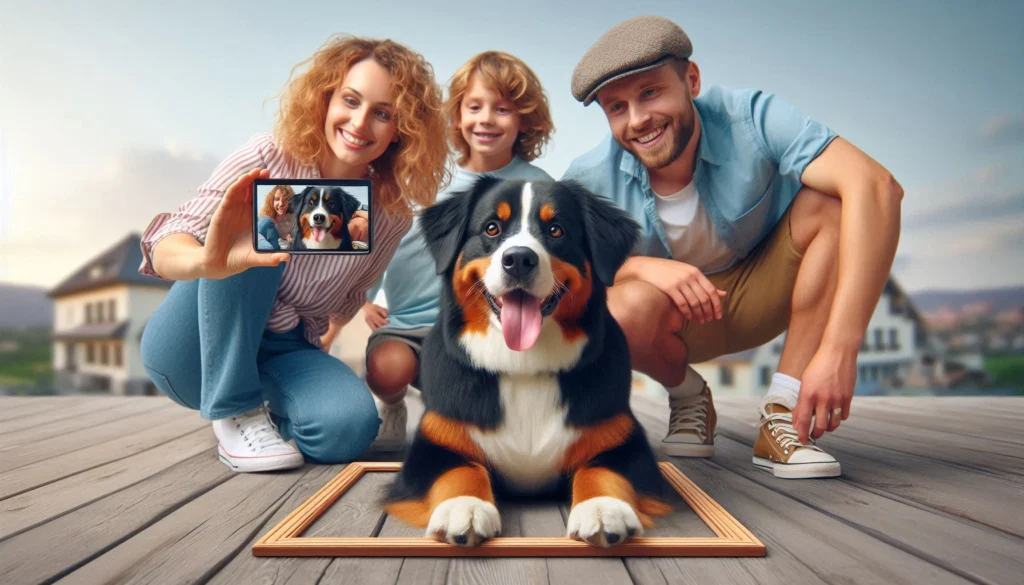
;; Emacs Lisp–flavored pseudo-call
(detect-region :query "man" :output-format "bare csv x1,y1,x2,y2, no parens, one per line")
563,15,902,478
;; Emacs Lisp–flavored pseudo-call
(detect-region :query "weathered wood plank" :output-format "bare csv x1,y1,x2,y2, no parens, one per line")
521,504,634,585
841,399,1024,445
0,409,207,499
54,465,317,585
0,451,233,584
0,426,215,539
0,396,105,422
0,397,156,436
444,502,550,585
0,400,177,471
208,466,395,585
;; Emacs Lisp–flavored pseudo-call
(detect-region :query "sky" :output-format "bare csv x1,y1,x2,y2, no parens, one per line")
1,0,1022,293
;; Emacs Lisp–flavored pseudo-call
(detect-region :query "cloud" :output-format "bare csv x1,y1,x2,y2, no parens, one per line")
0,144,219,286
979,114,1024,145
902,189,1024,229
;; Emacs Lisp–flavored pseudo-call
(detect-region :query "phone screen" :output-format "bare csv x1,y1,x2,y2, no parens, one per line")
253,179,371,254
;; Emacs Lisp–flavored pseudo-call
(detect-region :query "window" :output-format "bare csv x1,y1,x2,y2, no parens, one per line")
760,366,772,387
86,343,95,364
719,366,734,386
889,329,900,351
85,304,93,324
874,329,885,351
97,302,105,323
772,344,783,355
114,344,123,367
108,300,116,322
861,336,869,352
100,344,109,365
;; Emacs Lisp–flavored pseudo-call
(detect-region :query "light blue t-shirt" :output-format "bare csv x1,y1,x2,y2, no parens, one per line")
562,86,837,273
368,156,553,330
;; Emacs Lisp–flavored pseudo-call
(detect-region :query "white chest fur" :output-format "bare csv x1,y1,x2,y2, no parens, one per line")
468,373,579,491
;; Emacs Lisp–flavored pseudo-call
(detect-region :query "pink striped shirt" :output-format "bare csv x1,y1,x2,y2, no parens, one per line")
138,133,412,351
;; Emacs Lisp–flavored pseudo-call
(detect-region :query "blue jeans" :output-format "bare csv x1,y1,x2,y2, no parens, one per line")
139,263,380,464
256,217,280,250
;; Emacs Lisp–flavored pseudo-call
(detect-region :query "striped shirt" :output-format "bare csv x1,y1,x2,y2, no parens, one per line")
138,133,413,351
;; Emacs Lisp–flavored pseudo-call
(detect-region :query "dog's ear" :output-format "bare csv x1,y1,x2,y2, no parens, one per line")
336,188,362,220
562,180,640,287
420,175,500,275
291,186,314,214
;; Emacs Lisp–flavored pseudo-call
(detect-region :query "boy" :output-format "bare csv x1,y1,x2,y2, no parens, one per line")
363,51,556,450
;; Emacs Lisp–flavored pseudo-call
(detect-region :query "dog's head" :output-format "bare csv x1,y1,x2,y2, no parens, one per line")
291,186,362,249
421,177,639,352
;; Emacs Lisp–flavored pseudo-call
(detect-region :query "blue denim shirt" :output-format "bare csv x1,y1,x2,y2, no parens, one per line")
562,86,837,273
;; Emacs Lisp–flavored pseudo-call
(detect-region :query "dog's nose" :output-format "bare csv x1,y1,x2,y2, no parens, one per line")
313,214,326,223
502,247,539,279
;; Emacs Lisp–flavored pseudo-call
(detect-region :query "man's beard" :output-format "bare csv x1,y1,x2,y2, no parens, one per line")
621,111,695,170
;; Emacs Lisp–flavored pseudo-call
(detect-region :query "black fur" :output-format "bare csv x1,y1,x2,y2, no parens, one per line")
289,186,362,251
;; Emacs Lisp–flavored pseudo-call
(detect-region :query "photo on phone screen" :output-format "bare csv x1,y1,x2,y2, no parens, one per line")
253,179,371,254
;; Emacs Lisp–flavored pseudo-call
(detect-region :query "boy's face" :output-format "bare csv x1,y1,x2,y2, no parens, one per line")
596,63,698,171
323,58,400,173
459,76,523,162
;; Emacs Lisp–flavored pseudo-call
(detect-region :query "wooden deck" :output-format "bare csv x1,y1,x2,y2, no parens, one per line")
1,393,1021,585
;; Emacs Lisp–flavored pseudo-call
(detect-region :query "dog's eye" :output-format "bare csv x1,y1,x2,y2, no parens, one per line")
549,224,564,238
485,222,501,237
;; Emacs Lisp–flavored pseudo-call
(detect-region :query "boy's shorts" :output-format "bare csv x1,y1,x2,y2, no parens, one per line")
365,326,432,389
678,205,805,364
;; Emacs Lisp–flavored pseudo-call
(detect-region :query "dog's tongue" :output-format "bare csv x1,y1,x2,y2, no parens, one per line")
500,290,543,351
313,227,326,243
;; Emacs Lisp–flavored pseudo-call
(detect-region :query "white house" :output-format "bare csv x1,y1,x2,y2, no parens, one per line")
689,277,934,396
48,234,171,395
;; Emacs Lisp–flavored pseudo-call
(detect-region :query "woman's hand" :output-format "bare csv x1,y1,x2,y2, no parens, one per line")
363,301,389,331
201,169,289,279
348,210,369,242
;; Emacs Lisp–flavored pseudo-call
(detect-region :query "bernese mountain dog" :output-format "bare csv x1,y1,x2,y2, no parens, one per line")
289,186,362,251
382,177,671,548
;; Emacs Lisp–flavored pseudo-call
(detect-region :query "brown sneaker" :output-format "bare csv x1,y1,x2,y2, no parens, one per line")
662,383,716,457
753,402,840,479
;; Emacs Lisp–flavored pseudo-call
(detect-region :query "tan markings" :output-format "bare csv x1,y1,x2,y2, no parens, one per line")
328,214,345,237
540,203,556,222
496,201,511,222
550,259,593,343
419,411,486,463
570,467,671,529
299,214,313,240
453,252,493,335
561,413,634,472
384,464,495,528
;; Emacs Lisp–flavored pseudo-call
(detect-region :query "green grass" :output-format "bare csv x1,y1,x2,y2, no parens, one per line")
0,326,53,386
985,355,1024,391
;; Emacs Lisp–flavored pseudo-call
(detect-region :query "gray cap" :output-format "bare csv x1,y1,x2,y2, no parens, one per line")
571,15,692,106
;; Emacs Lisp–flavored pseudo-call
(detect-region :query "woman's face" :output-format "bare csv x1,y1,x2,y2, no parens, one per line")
273,192,289,216
323,58,399,175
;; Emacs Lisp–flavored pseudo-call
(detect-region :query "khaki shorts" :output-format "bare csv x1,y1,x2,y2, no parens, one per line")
679,206,804,363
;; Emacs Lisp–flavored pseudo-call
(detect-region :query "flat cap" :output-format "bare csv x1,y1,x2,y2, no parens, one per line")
572,15,692,106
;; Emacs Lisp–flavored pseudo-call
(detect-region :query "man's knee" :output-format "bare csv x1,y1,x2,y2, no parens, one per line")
790,188,841,252
366,342,418,396
608,280,681,344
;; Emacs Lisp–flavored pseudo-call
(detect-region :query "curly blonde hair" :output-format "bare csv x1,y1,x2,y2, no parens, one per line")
259,185,295,218
274,35,450,215
445,51,554,166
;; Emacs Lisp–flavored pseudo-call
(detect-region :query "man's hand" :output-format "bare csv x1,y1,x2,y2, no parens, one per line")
349,211,369,242
363,301,389,331
791,347,857,443
625,257,727,324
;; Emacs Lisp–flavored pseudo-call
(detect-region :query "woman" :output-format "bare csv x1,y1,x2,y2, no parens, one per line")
256,184,296,248
139,35,449,472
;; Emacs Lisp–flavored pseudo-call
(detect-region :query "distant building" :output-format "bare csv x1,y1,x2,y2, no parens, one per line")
48,234,171,395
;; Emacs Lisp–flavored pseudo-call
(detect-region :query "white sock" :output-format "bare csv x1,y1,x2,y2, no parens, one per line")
762,372,801,410
667,366,705,399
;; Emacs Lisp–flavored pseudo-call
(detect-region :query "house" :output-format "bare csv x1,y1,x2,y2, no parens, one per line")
690,277,935,396
48,234,171,395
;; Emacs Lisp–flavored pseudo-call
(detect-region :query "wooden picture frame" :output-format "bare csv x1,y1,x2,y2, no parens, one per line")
253,462,765,557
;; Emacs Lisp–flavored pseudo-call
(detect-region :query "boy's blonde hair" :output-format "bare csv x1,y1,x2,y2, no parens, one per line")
445,51,554,166
274,35,450,216
259,185,295,218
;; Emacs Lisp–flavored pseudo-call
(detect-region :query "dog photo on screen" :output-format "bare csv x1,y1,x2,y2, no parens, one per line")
255,183,370,252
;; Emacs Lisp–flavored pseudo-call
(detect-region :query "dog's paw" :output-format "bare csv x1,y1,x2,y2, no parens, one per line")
425,496,501,546
566,497,642,548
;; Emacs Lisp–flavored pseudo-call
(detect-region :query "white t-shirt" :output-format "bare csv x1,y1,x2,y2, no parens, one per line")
653,182,737,273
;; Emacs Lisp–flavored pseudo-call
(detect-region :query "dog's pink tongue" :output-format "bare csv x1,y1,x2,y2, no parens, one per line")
313,227,326,243
500,291,542,351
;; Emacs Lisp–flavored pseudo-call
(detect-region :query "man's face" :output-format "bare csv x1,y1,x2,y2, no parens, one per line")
596,63,697,171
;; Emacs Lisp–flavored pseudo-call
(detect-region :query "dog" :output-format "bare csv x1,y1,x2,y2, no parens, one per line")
289,186,362,251
382,177,671,548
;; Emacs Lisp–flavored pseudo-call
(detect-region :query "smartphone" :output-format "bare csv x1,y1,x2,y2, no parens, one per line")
253,179,371,254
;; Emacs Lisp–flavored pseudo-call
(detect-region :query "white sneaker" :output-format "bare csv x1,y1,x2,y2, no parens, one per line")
371,399,407,452
212,404,304,472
